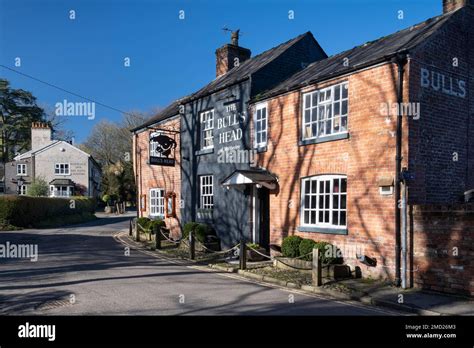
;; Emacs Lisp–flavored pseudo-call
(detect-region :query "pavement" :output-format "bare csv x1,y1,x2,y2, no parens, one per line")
335,279,474,316
0,213,404,316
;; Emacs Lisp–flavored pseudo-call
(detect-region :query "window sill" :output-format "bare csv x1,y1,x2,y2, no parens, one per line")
195,148,214,156
299,132,349,146
297,226,348,235
254,145,267,153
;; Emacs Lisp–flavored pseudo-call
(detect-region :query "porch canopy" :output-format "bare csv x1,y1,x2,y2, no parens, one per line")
50,178,75,186
49,178,75,197
221,169,277,190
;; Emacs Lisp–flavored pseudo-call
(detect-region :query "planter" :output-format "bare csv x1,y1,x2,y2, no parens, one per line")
246,247,268,262
274,257,351,280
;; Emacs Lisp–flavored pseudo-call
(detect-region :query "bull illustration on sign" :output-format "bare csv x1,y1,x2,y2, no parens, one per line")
149,131,176,166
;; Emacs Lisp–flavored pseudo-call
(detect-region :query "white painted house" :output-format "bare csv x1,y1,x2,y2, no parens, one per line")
4,122,101,198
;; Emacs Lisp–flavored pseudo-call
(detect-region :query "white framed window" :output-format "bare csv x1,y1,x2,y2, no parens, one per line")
200,175,214,210
55,163,70,175
150,188,165,217
302,82,348,140
19,185,27,195
301,175,347,228
49,185,73,197
200,109,214,150
17,164,27,176
254,102,268,148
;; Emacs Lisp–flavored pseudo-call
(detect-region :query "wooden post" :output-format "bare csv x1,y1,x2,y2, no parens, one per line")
239,239,247,270
135,220,140,242
189,231,195,260
129,218,133,236
312,248,322,287
155,225,162,250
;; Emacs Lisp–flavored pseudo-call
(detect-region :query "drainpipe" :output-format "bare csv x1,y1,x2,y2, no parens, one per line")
134,132,139,219
401,169,408,289
394,51,408,287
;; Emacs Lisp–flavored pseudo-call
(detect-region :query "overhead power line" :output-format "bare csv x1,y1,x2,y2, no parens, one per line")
0,64,134,116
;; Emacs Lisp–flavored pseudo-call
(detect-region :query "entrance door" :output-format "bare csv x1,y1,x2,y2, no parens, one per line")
251,186,270,250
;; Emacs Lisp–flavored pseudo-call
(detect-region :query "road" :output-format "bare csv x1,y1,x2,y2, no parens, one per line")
0,214,402,315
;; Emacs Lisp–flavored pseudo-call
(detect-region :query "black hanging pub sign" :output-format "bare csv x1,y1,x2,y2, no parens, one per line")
149,130,177,166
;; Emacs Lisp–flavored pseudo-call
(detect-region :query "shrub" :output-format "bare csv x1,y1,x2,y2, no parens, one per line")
148,219,166,233
182,222,215,242
102,194,111,205
298,238,317,261
314,241,343,265
0,196,96,228
182,222,200,239
28,177,49,197
137,217,150,229
281,235,303,258
246,243,260,250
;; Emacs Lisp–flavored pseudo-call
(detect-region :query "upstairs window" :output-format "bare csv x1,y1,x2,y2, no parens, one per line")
55,163,70,175
254,102,268,148
17,164,27,176
302,82,348,140
200,109,214,150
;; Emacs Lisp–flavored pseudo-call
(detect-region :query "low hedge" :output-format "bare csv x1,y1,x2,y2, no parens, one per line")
0,195,96,228
298,238,317,261
281,235,303,258
315,241,343,265
182,222,215,243
282,236,343,264
136,217,166,233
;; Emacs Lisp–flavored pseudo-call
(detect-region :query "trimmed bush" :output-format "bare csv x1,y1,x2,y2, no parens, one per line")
0,196,96,228
182,222,200,239
314,241,343,265
149,219,166,233
137,217,151,230
182,222,215,243
246,243,260,250
281,235,303,258
298,238,317,261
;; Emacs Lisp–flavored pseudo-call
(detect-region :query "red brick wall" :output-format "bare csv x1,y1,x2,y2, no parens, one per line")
408,7,474,204
133,116,182,238
253,63,410,280
410,204,474,296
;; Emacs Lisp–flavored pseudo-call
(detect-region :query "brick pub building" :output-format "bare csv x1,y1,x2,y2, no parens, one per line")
134,0,474,296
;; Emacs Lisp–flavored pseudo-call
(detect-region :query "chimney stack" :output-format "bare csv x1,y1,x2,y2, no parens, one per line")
31,122,52,151
443,0,473,13
215,29,251,78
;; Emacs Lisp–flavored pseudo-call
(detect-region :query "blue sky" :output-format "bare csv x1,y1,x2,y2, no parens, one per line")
0,0,440,143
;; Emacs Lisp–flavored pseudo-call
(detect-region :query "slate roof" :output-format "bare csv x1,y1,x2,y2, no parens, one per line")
132,32,319,132
50,178,75,186
255,9,459,101
130,99,184,132
184,32,319,103
14,141,60,160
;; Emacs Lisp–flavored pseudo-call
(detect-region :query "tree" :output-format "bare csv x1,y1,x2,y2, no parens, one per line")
0,79,46,162
79,111,150,207
28,177,49,196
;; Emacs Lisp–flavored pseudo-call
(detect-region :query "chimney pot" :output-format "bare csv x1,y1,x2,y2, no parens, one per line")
215,32,251,78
